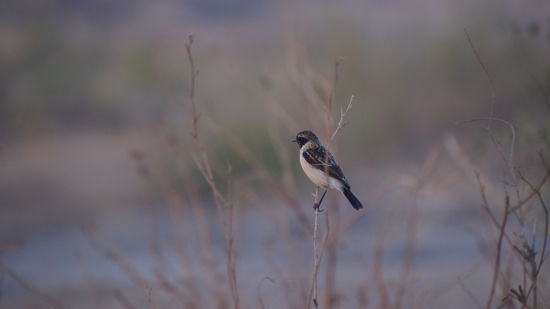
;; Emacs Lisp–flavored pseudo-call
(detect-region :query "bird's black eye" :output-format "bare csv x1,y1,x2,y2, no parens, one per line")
296,137,308,147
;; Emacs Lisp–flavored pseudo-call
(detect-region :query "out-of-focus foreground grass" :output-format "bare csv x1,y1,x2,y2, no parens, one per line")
1,1,549,308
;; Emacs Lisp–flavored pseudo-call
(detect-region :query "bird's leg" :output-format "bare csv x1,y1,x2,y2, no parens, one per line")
313,189,327,211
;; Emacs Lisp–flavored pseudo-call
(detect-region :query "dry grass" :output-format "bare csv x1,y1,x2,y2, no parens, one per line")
1,6,550,309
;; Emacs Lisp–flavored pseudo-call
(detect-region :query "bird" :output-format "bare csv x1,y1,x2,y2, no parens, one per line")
292,130,363,210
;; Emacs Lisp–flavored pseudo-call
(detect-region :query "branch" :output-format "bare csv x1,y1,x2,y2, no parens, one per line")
185,34,240,309
185,34,200,140
464,28,496,131
307,59,354,309
509,165,550,213
485,197,511,309
517,170,549,308
307,191,330,309
457,117,516,183
330,95,354,142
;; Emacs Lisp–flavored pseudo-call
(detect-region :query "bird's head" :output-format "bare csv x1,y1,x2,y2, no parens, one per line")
291,130,320,148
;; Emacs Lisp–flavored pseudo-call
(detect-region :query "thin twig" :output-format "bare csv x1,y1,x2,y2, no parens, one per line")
486,196,511,309
394,188,421,309
517,170,549,309
525,70,550,113
185,34,240,309
216,128,313,232
326,57,344,133
464,29,520,205
311,187,321,308
457,117,516,165
308,58,353,309
457,276,484,309
185,34,200,140
464,28,496,131
509,166,550,213
0,262,67,309
330,95,354,142
307,199,330,309
474,171,514,245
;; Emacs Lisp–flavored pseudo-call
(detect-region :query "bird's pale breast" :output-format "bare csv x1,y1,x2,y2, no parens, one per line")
299,149,341,190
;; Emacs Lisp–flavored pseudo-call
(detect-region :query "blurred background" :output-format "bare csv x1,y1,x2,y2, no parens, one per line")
1,0,550,308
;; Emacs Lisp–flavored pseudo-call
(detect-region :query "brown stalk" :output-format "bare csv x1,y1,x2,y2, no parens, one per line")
184,35,241,309
394,184,421,309
306,199,330,309
307,59,352,309
185,34,200,140
517,169,549,309
485,196,511,309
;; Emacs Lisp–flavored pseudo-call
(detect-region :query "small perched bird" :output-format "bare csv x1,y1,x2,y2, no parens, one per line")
292,130,363,210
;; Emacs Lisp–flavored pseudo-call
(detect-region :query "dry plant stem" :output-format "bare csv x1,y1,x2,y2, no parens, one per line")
323,200,340,309
307,67,352,308
312,187,321,308
394,189,420,309
475,158,550,309
262,82,315,307
218,129,313,231
393,150,439,309
185,35,240,309
372,214,391,308
475,172,514,246
182,182,221,304
306,209,330,309
307,187,330,308
517,171,549,309
475,174,518,308
329,95,354,143
325,57,344,131
457,117,516,173
306,208,330,309
510,165,550,213
464,29,496,132
457,272,484,309
143,166,199,297
184,34,200,139
486,198,510,309
85,234,155,301
225,174,240,309
526,71,550,113
0,263,67,309
464,29,520,203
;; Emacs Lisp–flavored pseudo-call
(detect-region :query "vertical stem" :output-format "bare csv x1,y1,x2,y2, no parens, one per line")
185,35,240,309
324,202,339,309
312,187,320,308
308,188,330,309
486,200,510,309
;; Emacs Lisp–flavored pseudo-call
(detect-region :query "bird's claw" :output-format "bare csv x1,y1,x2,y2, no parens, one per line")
313,203,324,212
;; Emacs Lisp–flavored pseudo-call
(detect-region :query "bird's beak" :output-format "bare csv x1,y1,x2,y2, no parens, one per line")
291,139,297,143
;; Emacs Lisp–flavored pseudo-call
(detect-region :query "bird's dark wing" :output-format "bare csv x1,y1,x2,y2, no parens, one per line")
302,146,349,187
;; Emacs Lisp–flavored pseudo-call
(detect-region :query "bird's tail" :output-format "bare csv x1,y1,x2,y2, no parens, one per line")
343,187,363,210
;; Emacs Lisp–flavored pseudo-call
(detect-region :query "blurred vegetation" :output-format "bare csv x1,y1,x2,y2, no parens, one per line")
1,1,549,180
2,2,550,308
